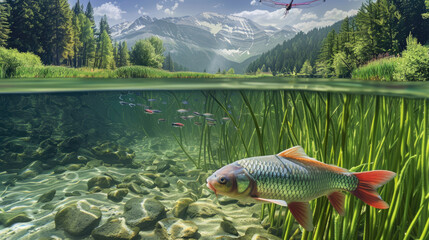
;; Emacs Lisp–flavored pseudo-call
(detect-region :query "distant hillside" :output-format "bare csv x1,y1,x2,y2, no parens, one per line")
246,21,343,74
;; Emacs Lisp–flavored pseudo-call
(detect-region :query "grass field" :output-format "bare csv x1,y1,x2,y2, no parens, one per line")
6,65,271,79
352,57,398,81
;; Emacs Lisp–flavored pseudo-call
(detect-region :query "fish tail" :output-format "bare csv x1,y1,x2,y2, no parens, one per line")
350,170,396,209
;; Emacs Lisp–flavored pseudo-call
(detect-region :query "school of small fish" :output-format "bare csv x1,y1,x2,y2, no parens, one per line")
117,92,231,128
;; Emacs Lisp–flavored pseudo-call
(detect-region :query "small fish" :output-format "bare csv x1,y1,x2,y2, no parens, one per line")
119,101,128,105
193,112,202,116
172,122,184,127
148,99,157,102
137,103,144,107
129,98,135,102
222,117,231,121
203,113,213,117
207,121,216,126
145,109,154,114
179,116,188,120
187,115,195,119
206,146,396,231
119,95,124,100
177,109,189,114
182,100,189,105
152,109,162,113
205,118,216,122
129,103,136,107
158,118,166,123
194,122,202,126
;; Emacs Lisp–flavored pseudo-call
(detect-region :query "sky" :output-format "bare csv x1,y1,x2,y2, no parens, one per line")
68,0,365,32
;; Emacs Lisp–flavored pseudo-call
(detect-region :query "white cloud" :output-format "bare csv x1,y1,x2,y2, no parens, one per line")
233,8,302,29
156,4,163,10
323,8,358,20
161,1,181,16
172,2,179,11
234,7,358,33
138,7,144,15
250,0,258,5
94,2,126,21
164,8,173,15
300,13,317,21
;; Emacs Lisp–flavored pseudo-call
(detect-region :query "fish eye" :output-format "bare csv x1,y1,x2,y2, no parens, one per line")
218,176,227,184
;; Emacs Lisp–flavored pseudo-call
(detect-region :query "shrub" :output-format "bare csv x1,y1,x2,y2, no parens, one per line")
0,47,42,77
394,35,429,81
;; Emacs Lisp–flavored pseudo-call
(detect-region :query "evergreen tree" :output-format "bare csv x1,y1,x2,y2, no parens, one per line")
299,60,313,76
79,13,96,67
71,12,82,67
118,41,130,67
97,30,114,69
0,2,10,47
7,0,42,54
99,15,110,37
72,0,83,15
85,1,95,24
163,52,174,71
113,40,118,68
40,0,74,65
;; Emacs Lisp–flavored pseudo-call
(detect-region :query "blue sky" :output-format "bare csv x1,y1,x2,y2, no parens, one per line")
68,0,365,32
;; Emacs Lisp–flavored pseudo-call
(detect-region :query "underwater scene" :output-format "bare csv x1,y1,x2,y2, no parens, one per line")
0,86,428,240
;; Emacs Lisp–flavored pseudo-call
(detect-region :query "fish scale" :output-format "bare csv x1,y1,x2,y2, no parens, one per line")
237,155,358,202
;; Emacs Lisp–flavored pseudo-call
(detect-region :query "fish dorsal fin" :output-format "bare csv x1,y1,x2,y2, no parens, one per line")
278,146,310,159
277,146,347,173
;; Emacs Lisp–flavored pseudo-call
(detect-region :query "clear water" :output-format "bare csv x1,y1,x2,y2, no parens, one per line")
0,78,428,240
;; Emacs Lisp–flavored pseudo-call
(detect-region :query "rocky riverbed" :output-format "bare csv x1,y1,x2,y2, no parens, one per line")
0,138,283,240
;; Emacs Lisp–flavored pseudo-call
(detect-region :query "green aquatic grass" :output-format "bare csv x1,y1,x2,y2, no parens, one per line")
177,90,429,239
352,57,399,81
15,66,114,78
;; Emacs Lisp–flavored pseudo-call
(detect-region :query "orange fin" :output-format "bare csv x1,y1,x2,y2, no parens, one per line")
288,202,314,231
351,170,396,209
253,197,288,207
278,146,347,173
328,192,345,216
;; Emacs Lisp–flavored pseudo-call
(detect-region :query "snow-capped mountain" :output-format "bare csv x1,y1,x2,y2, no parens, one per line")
112,12,298,73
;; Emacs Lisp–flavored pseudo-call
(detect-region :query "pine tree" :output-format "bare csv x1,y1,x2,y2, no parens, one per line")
7,0,42,54
377,0,400,54
118,41,130,67
71,12,82,67
97,30,114,69
78,13,96,67
423,0,429,19
0,2,10,47
40,0,74,65
85,1,95,24
72,0,83,15
113,40,118,68
99,15,110,37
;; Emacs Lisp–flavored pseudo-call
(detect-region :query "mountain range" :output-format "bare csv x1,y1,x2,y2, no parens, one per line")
111,12,298,73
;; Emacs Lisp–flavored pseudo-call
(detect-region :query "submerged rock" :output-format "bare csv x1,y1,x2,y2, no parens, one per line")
221,219,238,236
53,166,67,174
65,191,81,197
241,227,282,240
172,198,194,219
19,160,43,179
58,135,84,153
124,173,155,189
91,142,135,164
87,175,114,190
154,177,170,188
155,218,199,239
123,198,166,230
187,202,219,218
37,189,56,203
128,182,149,195
218,196,238,205
0,211,32,227
107,189,128,202
91,217,139,240
54,200,101,236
